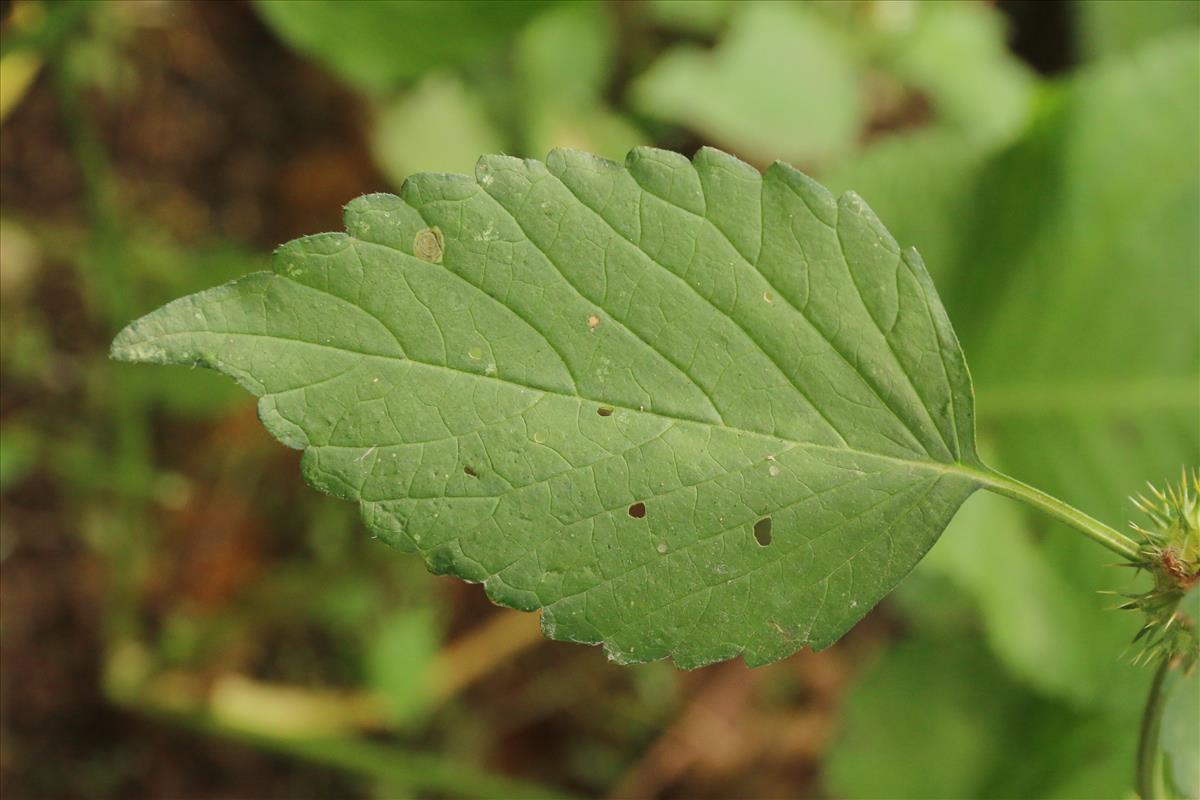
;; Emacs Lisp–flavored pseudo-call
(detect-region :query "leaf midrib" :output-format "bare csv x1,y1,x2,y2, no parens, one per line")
123,327,987,485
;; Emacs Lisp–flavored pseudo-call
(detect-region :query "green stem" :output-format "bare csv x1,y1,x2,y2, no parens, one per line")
977,470,1142,561
1136,657,1171,800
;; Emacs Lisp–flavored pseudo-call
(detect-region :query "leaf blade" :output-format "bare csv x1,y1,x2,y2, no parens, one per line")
113,147,985,667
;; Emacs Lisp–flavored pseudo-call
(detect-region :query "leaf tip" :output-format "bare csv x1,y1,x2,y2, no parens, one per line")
109,318,156,364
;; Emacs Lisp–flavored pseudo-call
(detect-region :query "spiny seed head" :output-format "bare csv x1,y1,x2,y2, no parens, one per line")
1130,468,1200,586
1122,469,1199,671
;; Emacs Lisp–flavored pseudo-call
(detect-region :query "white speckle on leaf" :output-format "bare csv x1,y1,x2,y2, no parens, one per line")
477,221,498,242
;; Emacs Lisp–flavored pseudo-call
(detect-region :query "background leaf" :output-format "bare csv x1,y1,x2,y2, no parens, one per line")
630,3,863,166
371,74,506,183
918,488,1112,704
630,1,1032,169
1158,596,1200,799
1078,0,1200,61
515,2,645,161
828,31,1200,800
826,632,1149,800
825,636,1022,800
950,35,1200,699
254,0,555,93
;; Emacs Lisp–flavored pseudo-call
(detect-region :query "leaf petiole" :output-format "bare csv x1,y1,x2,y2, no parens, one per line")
974,469,1142,561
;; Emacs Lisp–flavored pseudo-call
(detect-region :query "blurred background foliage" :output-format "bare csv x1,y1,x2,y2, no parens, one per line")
0,1,1196,798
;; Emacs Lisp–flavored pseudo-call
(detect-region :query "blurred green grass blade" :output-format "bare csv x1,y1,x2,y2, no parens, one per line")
112,145,988,668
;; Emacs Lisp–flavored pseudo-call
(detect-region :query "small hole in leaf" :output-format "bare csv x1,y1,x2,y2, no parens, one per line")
628,502,647,519
753,517,773,546
597,406,614,417
463,466,478,477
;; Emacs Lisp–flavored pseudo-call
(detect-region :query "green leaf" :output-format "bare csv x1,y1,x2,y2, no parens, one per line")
827,36,1197,710
643,0,733,35
944,35,1199,691
822,128,1003,287
515,2,645,161
254,0,554,93
826,636,1023,799
879,1,1034,147
1159,633,1200,799
919,488,1111,705
1078,0,1200,62
629,2,1033,168
112,145,990,668
956,35,1200,525
827,632,1147,799
371,74,506,184
630,3,863,165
